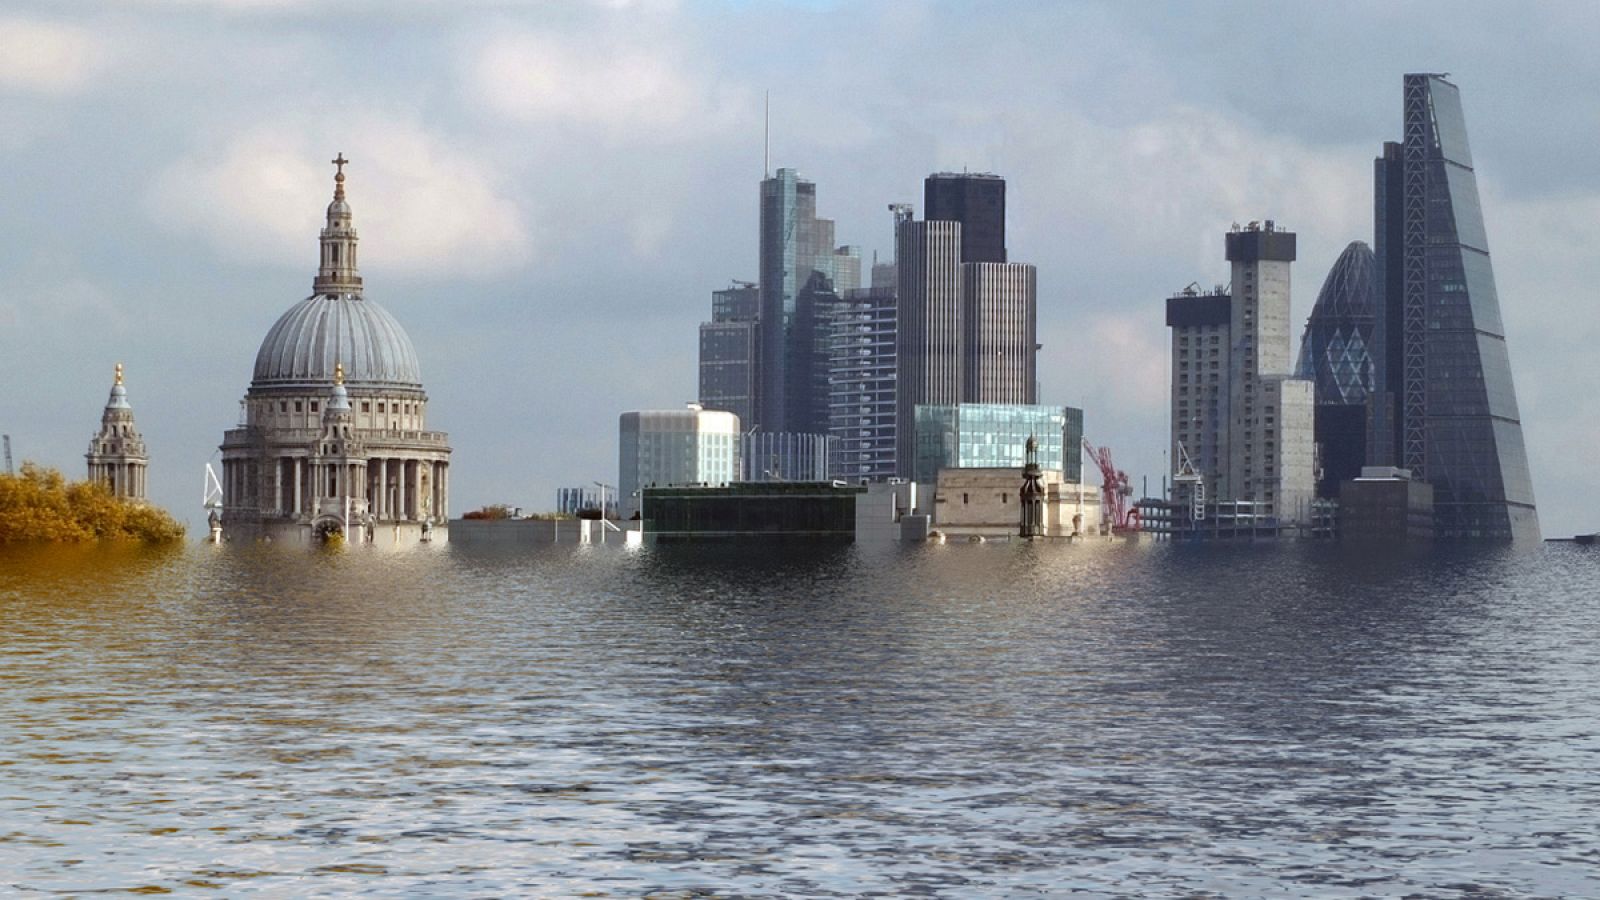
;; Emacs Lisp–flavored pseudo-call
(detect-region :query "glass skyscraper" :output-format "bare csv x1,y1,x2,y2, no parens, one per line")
1371,74,1539,541
1296,241,1376,498
757,169,859,436
698,282,760,427
913,403,1083,485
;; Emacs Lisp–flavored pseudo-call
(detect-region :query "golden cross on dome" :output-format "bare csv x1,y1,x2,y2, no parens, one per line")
332,153,349,177
115,362,123,386
334,361,345,385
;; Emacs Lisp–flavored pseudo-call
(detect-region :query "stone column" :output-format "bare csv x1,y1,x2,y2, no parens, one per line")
293,458,302,517
397,459,407,521
441,464,449,520
274,460,283,515
415,461,425,521
378,458,388,519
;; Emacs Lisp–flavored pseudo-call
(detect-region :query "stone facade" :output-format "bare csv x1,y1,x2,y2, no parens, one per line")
219,156,450,546
933,467,1100,538
86,364,148,501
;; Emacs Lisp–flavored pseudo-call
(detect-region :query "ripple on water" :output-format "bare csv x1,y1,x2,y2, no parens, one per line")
1,539,1597,896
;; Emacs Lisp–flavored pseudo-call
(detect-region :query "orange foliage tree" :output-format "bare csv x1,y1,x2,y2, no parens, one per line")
0,463,185,544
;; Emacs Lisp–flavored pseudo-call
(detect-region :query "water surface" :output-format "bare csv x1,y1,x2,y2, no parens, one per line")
3,539,1597,896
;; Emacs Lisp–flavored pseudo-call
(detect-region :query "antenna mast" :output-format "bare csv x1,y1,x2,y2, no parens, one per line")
764,90,770,178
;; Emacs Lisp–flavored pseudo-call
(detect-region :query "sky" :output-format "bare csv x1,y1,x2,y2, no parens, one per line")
2,0,1597,537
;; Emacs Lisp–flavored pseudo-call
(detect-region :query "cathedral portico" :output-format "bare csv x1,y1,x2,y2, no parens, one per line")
219,157,451,546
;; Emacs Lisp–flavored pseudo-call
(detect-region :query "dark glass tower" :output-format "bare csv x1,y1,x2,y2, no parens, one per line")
698,282,760,427
758,169,859,435
925,173,1006,264
1371,74,1539,540
1296,241,1376,498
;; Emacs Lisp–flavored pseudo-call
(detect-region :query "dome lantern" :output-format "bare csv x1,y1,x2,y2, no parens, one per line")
314,152,362,295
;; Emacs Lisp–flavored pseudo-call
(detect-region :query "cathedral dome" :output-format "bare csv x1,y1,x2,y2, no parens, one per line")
252,293,422,389
249,153,423,392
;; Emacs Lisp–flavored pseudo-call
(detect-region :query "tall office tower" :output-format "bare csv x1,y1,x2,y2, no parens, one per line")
1295,241,1376,498
1371,74,1538,540
895,217,963,476
894,172,1039,476
829,285,898,481
925,172,1006,263
795,244,860,436
699,282,760,426
758,168,857,435
870,261,897,290
1224,222,1316,523
759,168,817,433
963,261,1037,403
1167,284,1234,499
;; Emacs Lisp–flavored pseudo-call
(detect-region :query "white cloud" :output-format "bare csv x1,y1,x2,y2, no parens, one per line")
0,17,110,95
465,28,743,139
146,116,533,280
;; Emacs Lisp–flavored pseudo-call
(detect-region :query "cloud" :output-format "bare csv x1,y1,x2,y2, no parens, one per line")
145,116,533,280
0,17,110,95
464,28,744,140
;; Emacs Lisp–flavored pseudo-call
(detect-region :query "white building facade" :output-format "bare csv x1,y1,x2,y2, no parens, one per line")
619,407,741,519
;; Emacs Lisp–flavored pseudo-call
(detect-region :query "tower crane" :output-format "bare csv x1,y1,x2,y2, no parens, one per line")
1083,438,1138,532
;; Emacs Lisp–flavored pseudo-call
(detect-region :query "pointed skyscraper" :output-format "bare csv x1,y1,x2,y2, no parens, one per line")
1371,74,1539,541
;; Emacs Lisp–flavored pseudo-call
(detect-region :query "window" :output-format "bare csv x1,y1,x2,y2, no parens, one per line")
279,401,287,412
295,401,302,412
362,402,371,413
310,402,319,413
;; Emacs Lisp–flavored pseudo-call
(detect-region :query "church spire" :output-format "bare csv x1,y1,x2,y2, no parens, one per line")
314,152,362,295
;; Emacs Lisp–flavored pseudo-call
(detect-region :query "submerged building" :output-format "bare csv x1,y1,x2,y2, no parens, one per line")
828,285,897,482
86,363,148,501
618,406,740,519
895,172,1039,476
1370,74,1538,541
912,402,1083,485
219,156,452,545
1167,223,1316,526
1295,241,1377,498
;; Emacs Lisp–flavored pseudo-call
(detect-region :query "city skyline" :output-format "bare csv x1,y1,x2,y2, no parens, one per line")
3,2,1597,535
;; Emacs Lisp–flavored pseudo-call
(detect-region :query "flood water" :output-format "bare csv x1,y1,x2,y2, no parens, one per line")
3,538,1598,897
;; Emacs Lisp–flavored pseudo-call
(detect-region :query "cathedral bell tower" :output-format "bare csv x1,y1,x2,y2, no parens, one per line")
87,363,149,501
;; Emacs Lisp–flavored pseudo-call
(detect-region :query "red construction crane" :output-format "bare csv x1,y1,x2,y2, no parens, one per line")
1083,438,1139,532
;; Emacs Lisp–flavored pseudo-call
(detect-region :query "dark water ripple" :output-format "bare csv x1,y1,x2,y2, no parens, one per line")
2,539,1598,896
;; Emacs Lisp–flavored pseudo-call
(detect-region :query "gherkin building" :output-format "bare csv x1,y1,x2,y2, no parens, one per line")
1296,241,1376,497
1297,241,1376,405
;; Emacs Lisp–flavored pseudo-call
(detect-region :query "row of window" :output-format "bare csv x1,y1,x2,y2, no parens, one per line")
274,399,423,416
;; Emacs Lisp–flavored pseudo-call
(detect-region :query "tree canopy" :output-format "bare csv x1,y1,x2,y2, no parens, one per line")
0,464,186,544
